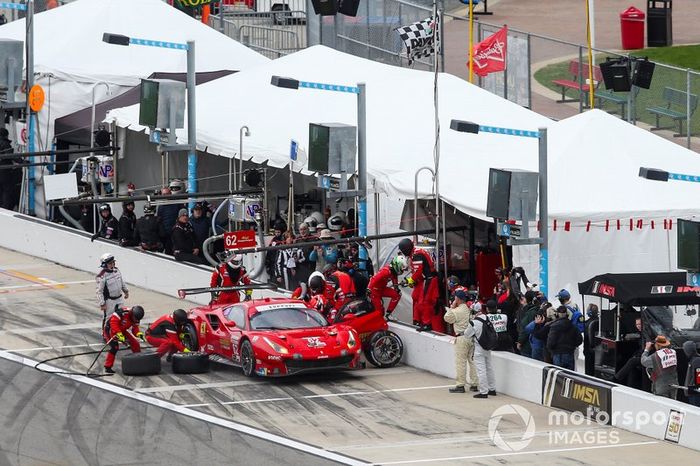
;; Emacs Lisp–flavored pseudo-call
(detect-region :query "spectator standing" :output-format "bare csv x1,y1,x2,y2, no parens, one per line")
445,289,479,393
547,306,584,370
118,200,138,247
309,229,339,272
135,203,165,251
526,313,547,361
157,184,184,254
294,222,317,285
91,204,119,242
517,291,539,357
171,209,206,264
486,299,513,352
684,341,700,407
189,203,210,250
466,299,498,398
556,289,585,332
583,304,600,376
265,223,286,284
641,335,678,399
0,128,22,210
277,231,301,290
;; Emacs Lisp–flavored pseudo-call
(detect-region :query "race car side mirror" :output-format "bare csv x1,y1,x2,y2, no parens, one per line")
225,321,237,328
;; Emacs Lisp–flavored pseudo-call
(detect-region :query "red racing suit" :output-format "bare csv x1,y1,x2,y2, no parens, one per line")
368,265,400,315
410,248,440,329
103,307,141,369
308,283,338,320
210,264,251,305
328,270,356,307
146,314,187,358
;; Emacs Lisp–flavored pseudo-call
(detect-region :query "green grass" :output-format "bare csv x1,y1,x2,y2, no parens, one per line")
534,48,700,134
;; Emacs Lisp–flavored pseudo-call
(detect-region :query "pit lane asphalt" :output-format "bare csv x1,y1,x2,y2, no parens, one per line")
2,247,700,465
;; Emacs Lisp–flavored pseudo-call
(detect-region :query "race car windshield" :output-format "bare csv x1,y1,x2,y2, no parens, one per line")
250,308,328,330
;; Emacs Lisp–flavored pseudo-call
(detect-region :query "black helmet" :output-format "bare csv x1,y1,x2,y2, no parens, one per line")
143,203,155,215
398,238,414,256
122,200,135,209
309,275,325,293
173,308,188,325
131,305,145,322
99,203,111,213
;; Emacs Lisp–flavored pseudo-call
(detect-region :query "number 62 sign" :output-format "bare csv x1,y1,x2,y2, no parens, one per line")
224,230,257,250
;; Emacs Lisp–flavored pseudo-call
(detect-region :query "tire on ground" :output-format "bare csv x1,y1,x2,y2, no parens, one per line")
364,330,404,368
121,352,161,376
172,352,210,374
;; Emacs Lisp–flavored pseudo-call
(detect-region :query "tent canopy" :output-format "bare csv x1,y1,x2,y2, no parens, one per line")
54,70,233,146
0,0,269,85
578,272,700,306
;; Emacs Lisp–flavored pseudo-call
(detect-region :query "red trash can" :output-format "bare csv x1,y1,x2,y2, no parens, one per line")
620,6,645,50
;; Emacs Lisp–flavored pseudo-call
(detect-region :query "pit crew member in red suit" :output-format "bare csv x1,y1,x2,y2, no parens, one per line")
368,255,407,317
210,252,252,305
146,308,191,362
103,305,144,374
399,238,441,332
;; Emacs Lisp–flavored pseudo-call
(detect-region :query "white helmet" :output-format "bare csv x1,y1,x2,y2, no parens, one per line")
309,271,324,282
100,253,115,267
227,253,243,268
303,216,318,233
169,178,186,193
310,211,324,225
328,214,345,232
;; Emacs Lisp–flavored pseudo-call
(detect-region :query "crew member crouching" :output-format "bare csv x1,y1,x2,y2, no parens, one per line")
146,309,191,362
103,305,144,374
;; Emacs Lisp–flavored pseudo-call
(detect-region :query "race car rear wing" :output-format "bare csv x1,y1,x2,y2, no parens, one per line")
177,283,278,299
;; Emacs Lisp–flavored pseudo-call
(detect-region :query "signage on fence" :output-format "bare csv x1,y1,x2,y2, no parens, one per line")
497,221,520,238
665,409,684,443
224,230,257,250
318,175,340,191
542,366,614,423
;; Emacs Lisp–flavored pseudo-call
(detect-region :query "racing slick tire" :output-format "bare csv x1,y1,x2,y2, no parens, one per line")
181,322,199,351
364,330,403,368
172,352,210,374
240,340,256,377
121,352,161,376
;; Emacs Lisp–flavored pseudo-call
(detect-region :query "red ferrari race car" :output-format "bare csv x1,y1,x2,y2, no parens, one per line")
177,287,362,377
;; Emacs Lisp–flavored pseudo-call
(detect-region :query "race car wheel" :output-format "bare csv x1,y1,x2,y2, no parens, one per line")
240,340,256,377
364,331,403,368
121,352,161,376
181,322,199,351
172,352,210,374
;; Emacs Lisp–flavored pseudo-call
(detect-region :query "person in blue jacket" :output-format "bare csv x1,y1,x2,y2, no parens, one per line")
556,289,584,333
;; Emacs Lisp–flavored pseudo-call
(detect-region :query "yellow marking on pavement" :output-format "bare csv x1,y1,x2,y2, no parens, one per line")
0,269,67,291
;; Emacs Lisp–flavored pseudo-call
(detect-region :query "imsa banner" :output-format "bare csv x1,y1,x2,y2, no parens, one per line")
542,366,614,424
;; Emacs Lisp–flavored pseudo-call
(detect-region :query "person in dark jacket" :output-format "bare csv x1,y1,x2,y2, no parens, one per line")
119,200,138,247
189,203,209,250
614,317,645,388
172,208,206,264
683,341,700,407
0,128,22,210
547,306,583,370
157,186,184,254
517,291,540,357
135,203,166,251
91,204,119,242
583,304,599,376
265,223,286,283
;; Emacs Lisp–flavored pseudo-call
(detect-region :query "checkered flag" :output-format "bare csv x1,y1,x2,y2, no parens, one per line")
395,16,440,66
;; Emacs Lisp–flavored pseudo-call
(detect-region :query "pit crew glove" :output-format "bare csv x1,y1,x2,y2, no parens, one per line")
136,331,145,342
244,290,253,301
115,333,126,343
183,347,191,353
406,277,415,287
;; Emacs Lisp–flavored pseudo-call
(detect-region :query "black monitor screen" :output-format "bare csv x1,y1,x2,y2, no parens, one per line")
678,219,700,271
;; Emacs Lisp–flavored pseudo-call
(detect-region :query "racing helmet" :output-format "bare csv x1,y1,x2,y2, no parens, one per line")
390,255,408,275
131,305,145,322
227,253,243,268
398,238,414,257
327,214,345,232
143,203,156,215
303,215,319,229
98,203,111,214
309,273,325,293
100,253,115,267
172,308,188,325
169,179,185,193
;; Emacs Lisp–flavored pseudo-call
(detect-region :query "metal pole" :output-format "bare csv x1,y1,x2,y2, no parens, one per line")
374,191,380,266
414,166,435,243
239,125,249,190
357,82,368,270
26,0,34,215
687,68,692,149
432,4,441,279
186,40,197,211
538,127,548,297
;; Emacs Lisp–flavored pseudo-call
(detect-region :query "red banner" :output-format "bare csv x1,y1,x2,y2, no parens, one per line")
471,26,508,77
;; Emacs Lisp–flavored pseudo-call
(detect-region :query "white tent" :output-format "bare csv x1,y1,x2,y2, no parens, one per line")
106,45,700,301
0,0,268,216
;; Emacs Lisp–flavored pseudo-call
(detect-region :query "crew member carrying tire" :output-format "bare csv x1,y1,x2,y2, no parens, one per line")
368,256,407,318
398,238,441,332
210,252,252,305
146,309,191,362
103,305,145,374
95,253,129,329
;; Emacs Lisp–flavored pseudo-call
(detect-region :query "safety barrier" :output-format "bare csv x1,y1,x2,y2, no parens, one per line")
1,207,699,451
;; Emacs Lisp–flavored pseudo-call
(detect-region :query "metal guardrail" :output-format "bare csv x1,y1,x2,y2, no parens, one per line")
210,10,306,57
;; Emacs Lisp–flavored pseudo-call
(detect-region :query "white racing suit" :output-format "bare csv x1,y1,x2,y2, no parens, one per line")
96,267,128,327
465,316,496,395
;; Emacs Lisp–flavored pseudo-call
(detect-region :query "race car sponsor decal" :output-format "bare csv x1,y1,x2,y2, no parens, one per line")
220,338,231,350
268,355,282,361
255,303,309,311
206,344,214,352
304,337,326,348
252,336,259,342
200,322,207,337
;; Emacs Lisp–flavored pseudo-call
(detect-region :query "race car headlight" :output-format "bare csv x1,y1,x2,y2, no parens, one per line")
263,336,289,354
347,331,357,349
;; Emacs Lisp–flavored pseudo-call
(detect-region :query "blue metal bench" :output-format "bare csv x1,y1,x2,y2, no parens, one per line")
647,87,698,137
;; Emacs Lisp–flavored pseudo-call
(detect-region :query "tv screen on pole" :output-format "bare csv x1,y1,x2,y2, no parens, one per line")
678,219,700,271
308,123,330,173
139,79,160,128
